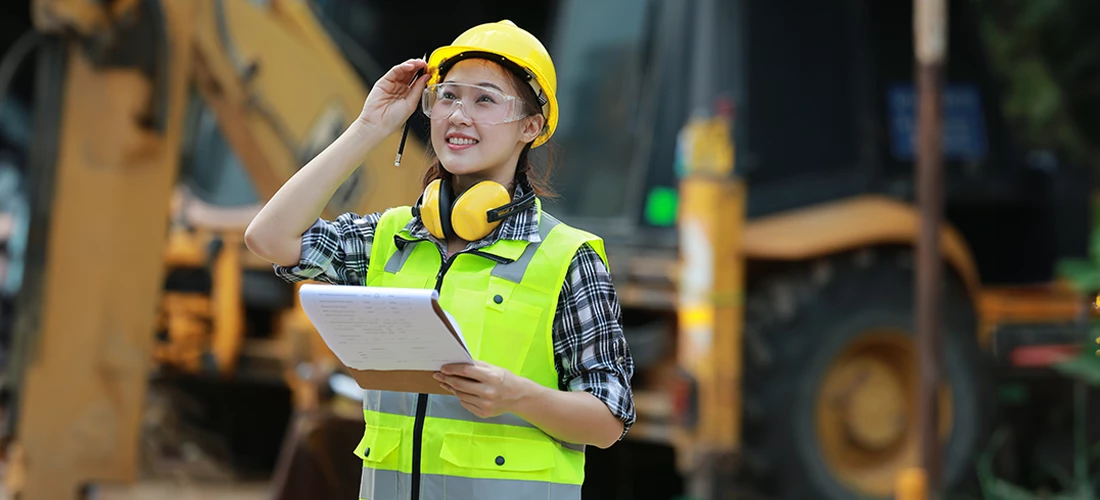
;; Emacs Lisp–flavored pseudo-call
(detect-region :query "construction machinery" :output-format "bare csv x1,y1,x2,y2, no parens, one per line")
572,0,1093,499
0,0,1093,499
0,0,436,497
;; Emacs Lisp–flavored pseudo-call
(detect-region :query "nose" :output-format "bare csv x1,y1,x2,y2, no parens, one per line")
447,101,472,125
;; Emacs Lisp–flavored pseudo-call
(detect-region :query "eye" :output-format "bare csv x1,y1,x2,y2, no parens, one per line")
477,93,497,104
441,91,457,100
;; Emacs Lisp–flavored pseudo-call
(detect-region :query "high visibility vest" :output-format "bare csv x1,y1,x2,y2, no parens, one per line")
354,203,608,500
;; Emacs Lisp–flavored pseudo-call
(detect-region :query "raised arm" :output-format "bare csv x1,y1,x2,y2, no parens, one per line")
245,58,429,267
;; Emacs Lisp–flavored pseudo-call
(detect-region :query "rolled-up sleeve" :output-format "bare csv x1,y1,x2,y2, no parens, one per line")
273,211,383,286
552,243,636,440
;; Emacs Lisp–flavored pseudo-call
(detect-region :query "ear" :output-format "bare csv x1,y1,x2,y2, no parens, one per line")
520,114,546,144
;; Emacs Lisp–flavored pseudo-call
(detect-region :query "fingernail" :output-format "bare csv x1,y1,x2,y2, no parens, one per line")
432,373,442,381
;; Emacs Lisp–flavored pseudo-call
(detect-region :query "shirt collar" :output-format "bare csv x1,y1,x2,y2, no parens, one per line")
403,176,542,251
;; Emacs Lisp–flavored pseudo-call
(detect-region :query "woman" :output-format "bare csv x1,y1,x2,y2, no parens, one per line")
245,20,635,499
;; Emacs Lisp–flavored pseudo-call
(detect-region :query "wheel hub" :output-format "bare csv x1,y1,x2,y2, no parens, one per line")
815,329,954,498
842,359,906,450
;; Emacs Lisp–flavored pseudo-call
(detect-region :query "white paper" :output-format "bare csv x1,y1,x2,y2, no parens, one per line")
298,284,474,371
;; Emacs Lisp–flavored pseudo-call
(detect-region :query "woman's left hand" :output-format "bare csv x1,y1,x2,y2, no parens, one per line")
434,361,533,419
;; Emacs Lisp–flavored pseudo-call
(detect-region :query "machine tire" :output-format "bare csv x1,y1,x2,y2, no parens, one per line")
739,249,995,500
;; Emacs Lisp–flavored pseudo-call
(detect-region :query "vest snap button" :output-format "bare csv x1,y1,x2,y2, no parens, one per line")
495,455,505,466
493,294,503,304
364,447,370,457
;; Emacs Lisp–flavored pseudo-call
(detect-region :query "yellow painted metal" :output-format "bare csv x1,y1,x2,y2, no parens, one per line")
189,0,429,219
896,467,929,500
156,230,253,376
980,282,1087,348
845,359,906,449
209,232,245,377
742,195,980,307
678,115,735,177
673,111,744,476
815,329,953,498
11,0,432,496
12,1,199,497
155,293,211,372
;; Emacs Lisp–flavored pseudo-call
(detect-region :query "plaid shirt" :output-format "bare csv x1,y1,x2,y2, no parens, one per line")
273,181,636,439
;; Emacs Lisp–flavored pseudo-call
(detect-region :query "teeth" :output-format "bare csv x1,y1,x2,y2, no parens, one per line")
448,137,478,145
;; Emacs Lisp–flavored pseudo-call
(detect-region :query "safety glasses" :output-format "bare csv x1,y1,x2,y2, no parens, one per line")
421,82,530,125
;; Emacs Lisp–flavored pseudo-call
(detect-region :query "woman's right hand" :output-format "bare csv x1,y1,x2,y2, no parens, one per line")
357,58,430,135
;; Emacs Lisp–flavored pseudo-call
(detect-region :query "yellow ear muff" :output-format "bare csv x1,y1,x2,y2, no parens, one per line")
451,180,512,241
419,179,447,240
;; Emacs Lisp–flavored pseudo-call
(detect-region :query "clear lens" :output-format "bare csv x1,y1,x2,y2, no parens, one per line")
421,83,527,124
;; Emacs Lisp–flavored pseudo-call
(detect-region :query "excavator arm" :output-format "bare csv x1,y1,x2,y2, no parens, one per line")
4,1,428,497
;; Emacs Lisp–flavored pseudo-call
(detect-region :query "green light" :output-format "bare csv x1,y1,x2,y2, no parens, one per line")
644,186,678,226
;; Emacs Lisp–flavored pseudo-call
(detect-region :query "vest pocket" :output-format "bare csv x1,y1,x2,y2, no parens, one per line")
439,432,555,475
354,425,403,468
479,296,543,370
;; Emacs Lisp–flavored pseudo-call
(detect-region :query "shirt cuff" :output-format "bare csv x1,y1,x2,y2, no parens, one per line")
272,219,339,284
567,370,636,441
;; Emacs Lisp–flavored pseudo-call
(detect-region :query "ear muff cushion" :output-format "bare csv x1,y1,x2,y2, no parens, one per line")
419,179,446,240
451,180,511,242
438,177,456,240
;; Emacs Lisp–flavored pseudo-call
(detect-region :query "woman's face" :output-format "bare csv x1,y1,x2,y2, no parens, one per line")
428,59,543,183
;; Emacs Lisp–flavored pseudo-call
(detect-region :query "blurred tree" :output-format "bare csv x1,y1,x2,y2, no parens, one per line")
970,0,1100,169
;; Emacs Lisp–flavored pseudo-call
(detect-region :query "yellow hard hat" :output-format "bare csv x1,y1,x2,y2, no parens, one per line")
426,20,558,148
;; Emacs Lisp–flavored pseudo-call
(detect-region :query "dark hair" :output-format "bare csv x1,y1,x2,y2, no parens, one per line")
419,58,557,198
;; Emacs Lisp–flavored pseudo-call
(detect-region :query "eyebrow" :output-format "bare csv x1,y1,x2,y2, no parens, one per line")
477,82,504,92
442,79,505,92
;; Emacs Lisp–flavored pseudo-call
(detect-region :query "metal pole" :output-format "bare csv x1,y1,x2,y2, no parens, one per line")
914,0,947,496
690,0,717,114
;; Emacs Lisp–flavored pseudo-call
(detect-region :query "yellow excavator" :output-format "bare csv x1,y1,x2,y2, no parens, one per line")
0,0,431,498
0,0,1093,499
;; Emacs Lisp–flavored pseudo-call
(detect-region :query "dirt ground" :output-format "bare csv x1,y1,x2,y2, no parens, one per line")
94,480,269,500
0,480,268,500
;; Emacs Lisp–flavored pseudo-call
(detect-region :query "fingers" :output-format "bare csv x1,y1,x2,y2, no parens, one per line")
438,382,492,417
440,363,493,382
436,373,486,395
386,58,428,86
403,73,431,102
456,396,490,417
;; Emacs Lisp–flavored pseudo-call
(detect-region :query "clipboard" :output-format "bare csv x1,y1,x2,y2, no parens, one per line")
297,284,474,396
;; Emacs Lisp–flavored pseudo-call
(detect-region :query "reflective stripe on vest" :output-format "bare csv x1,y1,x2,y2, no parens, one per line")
360,469,582,500
358,203,606,499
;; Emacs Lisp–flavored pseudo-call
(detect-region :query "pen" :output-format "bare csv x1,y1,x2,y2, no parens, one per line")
395,54,427,167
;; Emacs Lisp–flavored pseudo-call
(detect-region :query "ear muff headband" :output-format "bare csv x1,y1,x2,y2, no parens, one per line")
439,177,457,240
486,187,535,222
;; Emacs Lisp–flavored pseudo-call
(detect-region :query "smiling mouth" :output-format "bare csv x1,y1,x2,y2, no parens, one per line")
447,137,479,146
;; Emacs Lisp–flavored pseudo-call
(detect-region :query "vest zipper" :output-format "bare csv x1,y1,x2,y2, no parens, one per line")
409,247,511,499
468,249,511,264
410,393,428,500
411,252,460,500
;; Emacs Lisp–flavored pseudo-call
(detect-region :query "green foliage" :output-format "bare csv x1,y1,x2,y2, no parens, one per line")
980,229,1100,498
1054,349,1100,387
1055,199,1100,293
970,0,1100,169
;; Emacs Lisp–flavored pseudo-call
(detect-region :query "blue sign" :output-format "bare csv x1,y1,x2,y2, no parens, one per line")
887,83,988,162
